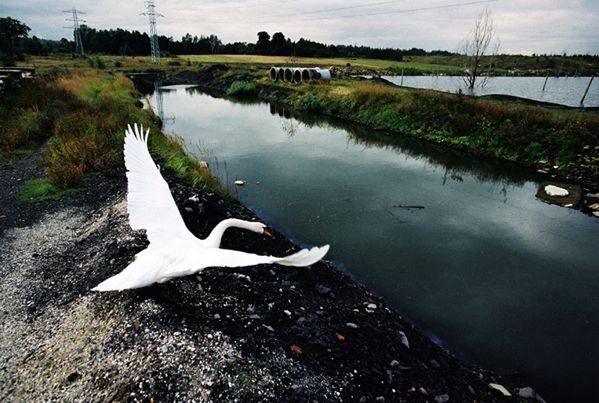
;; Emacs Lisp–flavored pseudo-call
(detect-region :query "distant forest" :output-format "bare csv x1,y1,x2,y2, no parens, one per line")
1,16,454,64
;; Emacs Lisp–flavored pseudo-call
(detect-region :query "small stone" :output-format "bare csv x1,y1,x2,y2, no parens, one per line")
430,358,441,368
398,331,410,349
434,394,450,403
544,184,568,197
283,310,292,316
214,313,221,319
593,211,599,217
184,207,194,213
346,322,358,329
367,303,377,310
133,319,141,330
419,387,429,395
315,283,332,297
67,372,81,383
263,325,274,332
390,360,400,367
375,397,385,403
589,203,599,210
517,386,546,402
488,383,512,397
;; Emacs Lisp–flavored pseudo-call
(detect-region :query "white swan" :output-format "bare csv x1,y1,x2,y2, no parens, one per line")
92,124,329,292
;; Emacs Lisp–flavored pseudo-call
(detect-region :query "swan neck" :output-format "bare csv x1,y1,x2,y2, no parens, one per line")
205,218,254,248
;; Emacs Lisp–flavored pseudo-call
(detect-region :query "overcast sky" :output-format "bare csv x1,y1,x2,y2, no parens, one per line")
1,0,598,55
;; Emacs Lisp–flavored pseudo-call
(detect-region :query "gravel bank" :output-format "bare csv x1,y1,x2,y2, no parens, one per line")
0,151,536,402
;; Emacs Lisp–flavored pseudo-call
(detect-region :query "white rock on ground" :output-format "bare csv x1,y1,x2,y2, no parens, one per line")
544,185,569,197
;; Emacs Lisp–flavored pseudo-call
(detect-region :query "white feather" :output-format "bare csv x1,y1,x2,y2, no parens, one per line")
92,124,330,292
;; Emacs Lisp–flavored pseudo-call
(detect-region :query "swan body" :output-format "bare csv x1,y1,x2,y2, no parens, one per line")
92,124,329,292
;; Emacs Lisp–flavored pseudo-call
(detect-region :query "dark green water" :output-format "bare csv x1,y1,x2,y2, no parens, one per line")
152,85,599,402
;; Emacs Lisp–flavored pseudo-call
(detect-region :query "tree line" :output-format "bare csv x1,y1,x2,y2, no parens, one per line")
1,16,456,65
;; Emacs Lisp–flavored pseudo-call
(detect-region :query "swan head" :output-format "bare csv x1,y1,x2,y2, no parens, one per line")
248,221,272,237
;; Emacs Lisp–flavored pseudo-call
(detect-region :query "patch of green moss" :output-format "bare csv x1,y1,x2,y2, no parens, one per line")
20,178,78,203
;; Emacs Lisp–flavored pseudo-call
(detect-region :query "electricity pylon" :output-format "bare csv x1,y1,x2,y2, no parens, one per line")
63,8,85,54
141,1,163,64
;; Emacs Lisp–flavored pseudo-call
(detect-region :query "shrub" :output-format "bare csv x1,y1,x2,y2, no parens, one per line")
351,83,398,106
226,80,258,97
294,94,326,112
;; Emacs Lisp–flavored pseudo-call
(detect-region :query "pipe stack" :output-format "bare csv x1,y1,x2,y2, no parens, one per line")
269,67,332,84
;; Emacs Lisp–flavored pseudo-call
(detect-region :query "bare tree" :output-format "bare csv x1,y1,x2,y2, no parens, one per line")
460,9,500,91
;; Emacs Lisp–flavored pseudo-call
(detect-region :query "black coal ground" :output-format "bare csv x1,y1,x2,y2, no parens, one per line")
0,151,532,402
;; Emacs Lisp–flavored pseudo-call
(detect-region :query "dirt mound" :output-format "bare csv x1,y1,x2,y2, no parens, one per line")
173,65,230,84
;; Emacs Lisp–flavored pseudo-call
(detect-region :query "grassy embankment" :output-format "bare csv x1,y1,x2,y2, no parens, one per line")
17,54,462,75
0,70,221,202
18,54,599,76
220,68,599,185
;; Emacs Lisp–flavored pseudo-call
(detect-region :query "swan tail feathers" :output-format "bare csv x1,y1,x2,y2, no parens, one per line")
275,245,329,267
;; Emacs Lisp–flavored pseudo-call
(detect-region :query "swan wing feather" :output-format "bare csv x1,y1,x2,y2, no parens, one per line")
125,123,194,246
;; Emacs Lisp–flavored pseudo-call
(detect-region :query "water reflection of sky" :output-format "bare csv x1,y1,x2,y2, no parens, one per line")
154,85,599,402
382,75,599,107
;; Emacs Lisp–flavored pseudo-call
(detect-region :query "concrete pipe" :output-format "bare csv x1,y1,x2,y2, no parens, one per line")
269,67,278,81
284,68,293,82
301,69,311,82
308,69,321,80
277,68,285,81
316,69,332,81
292,68,304,83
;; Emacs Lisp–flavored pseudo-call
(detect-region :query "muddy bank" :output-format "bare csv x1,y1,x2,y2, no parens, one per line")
0,148,541,401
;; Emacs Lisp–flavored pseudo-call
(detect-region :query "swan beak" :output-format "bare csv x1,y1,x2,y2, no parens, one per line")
263,229,273,237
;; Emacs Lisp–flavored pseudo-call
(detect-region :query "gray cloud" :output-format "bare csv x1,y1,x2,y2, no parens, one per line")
1,0,597,54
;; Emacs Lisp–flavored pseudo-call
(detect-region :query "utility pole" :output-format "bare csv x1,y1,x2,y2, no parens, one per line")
141,0,163,64
63,8,85,55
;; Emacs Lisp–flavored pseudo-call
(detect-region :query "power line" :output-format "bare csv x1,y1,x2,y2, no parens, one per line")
208,0,498,25
202,0,296,12
214,0,412,22
141,0,164,64
63,8,85,54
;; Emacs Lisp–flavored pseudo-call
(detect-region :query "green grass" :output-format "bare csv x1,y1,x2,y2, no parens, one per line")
2,70,224,202
226,80,258,97
259,76,599,184
19,178,78,202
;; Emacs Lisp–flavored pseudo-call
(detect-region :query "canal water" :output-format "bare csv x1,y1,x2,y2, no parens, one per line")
151,85,599,402
382,75,599,107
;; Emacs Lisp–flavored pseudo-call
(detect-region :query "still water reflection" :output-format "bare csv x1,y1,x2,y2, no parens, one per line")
151,85,599,402
382,75,599,107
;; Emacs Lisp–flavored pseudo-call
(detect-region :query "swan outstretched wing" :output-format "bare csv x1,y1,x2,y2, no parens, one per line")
125,124,194,246
93,244,330,291
173,244,330,276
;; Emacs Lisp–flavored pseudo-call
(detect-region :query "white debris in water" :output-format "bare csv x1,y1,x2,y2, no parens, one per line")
544,185,569,197
234,180,245,186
